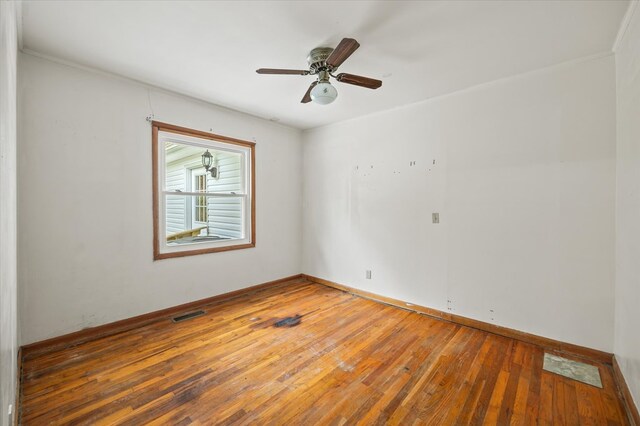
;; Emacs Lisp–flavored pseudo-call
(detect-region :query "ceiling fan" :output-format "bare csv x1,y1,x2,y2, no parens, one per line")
256,38,382,105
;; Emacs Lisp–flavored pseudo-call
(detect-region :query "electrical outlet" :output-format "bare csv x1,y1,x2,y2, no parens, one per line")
432,213,440,224
365,270,372,279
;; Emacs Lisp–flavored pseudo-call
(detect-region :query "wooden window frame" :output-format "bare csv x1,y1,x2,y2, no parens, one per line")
152,121,255,260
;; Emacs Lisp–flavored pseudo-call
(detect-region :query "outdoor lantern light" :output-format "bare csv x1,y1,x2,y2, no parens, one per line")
201,150,218,179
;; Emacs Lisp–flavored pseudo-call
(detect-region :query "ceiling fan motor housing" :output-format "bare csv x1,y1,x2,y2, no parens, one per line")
307,47,334,73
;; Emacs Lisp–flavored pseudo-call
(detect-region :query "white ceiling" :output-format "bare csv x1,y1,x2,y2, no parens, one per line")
21,1,629,129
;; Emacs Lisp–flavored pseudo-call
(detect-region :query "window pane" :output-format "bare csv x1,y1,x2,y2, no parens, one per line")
165,194,244,246
165,140,244,193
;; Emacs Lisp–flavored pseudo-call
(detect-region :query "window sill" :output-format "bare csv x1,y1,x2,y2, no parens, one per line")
154,242,256,260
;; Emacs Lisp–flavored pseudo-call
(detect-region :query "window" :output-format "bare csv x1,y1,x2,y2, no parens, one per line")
192,171,208,225
152,122,255,259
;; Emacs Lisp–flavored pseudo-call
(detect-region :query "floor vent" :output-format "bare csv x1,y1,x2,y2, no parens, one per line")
543,353,603,388
172,310,205,323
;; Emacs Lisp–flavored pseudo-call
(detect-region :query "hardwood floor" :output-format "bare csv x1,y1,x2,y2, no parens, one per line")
19,279,629,425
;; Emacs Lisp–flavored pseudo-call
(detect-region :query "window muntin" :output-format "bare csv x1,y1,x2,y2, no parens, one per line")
153,123,254,259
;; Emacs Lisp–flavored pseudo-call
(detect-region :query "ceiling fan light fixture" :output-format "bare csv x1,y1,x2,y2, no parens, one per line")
310,82,338,105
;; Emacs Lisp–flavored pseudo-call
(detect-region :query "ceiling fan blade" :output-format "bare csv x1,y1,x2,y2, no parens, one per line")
326,38,360,69
301,81,318,103
256,68,310,75
336,73,382,89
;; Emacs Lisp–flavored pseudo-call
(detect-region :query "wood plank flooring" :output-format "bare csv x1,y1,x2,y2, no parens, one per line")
19,279,629,425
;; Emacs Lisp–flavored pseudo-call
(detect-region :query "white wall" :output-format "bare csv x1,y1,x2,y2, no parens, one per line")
18,53,303,344
614,3,640,409
0,1,18,424
303,55,616,352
